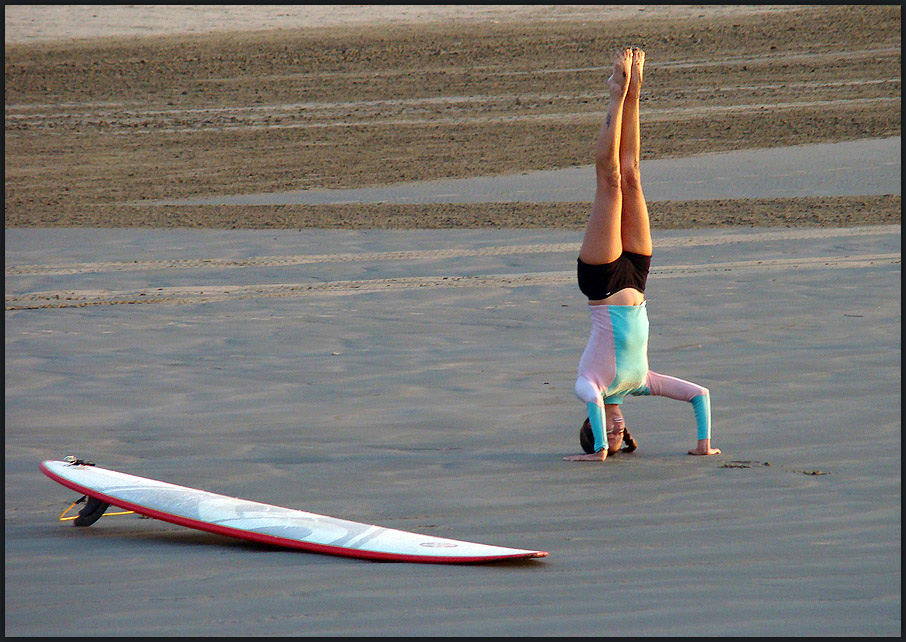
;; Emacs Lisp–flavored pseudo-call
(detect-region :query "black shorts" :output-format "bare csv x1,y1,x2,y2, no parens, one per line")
577,252,651,300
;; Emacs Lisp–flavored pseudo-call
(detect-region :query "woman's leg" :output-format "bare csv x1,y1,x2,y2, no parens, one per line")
565,48,634,464
619,47,653,256
578,48,632,265
643,371,720,456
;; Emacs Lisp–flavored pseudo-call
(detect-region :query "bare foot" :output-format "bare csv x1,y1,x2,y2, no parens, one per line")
627,47,644,99
607,47,632,98
564,450,607,462
688,438,721,456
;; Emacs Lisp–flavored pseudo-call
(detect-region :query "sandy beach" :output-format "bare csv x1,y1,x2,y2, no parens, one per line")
6,224,901,636
4,5,901,637
3,5,815,45
4,4,900,227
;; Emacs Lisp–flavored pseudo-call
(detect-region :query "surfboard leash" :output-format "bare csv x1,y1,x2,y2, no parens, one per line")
58,495,135,525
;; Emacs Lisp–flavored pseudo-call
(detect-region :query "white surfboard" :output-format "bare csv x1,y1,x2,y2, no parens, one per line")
40,460,548,563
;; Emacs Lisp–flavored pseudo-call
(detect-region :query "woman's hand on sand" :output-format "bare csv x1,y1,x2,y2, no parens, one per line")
564,451,607,462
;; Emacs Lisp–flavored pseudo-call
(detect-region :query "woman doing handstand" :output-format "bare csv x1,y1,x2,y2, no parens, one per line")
564,47,721,462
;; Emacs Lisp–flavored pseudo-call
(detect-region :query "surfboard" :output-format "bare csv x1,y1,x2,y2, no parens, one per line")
40,459,548,564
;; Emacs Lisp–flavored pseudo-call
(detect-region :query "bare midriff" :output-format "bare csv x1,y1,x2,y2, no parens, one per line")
588,287,645,306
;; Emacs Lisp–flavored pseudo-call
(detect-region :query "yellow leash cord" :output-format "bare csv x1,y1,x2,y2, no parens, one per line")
58,496,134,522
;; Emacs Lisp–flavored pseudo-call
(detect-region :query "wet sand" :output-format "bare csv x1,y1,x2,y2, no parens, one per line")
4,4,902,638
144,136,901,205
5,224,901,636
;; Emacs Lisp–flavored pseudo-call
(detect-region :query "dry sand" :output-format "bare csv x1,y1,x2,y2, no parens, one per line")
4,4,901,228
3,5,812,45
4,4,902,638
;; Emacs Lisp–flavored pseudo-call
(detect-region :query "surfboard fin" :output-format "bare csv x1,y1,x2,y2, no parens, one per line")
71,496,110,527
60,495,112,526
74,496,110,526
58,494,133,525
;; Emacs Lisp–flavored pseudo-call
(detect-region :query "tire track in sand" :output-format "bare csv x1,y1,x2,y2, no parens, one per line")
6,253,900,310
6,225,898,277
